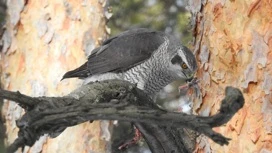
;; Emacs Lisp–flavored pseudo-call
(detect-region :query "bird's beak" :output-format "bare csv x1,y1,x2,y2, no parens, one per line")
186,74,195,83
186,77,193,83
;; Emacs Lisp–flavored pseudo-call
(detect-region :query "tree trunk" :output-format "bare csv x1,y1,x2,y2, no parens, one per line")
193,0,272,152
1,0,108,152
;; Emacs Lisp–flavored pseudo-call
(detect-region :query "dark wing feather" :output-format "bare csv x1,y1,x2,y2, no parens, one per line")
88,29,165,74
61,62,89,80
62,28,165,80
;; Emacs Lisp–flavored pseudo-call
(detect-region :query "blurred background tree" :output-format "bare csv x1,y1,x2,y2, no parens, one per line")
108,0,192,45
1,0,107,153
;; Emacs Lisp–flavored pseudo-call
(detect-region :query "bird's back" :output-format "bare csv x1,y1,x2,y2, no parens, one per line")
62,28,166,80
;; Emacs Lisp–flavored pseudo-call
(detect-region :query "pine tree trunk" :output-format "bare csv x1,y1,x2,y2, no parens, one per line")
194,0,272,152
1,0,109,152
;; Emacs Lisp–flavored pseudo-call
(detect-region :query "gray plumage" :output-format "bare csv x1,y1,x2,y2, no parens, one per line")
62,28,197,95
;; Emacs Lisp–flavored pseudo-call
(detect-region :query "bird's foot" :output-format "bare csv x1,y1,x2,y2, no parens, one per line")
179,77,199,95
118,127,142,150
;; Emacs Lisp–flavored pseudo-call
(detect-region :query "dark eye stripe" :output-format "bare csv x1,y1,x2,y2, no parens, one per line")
171,55,182,64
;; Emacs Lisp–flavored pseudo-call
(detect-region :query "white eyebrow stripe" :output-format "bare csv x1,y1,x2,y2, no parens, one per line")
178,49,193,70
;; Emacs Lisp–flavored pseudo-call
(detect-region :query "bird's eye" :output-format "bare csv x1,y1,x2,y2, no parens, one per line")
181,63,188,69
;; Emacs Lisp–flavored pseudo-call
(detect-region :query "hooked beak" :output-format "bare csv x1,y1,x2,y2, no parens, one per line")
179,76,199,92
186,77,194,83
185,74,195,83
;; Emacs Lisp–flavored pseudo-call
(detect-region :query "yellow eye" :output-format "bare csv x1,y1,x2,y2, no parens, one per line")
181,63,188,69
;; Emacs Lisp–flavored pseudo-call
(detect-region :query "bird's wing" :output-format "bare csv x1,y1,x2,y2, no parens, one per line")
88,29,166,74
62,28,166,80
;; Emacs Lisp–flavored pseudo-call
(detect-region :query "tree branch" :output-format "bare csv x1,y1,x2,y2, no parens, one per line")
0,90,36,110
0,80,244,153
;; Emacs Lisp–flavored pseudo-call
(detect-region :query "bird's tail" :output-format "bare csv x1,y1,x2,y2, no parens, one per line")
61,62,90,80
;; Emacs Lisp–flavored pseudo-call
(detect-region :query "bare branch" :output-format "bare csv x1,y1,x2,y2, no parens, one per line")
0,80,244,153
0,89,37,110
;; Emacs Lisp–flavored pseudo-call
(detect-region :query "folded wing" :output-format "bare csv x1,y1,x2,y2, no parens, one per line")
62,28,166,80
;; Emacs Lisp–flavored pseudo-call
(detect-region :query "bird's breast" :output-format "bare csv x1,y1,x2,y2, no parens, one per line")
122,56,174,95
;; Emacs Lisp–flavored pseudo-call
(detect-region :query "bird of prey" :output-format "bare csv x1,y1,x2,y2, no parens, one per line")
62,28,197,96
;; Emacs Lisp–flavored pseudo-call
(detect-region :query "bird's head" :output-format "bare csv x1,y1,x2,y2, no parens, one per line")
169,45,197,82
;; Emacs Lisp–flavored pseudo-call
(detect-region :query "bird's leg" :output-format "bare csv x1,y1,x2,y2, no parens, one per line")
118,125,142,150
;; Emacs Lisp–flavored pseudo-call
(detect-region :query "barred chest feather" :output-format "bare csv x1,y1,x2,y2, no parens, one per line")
121,56,174,95
84,55,175,96
84,61,174,96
